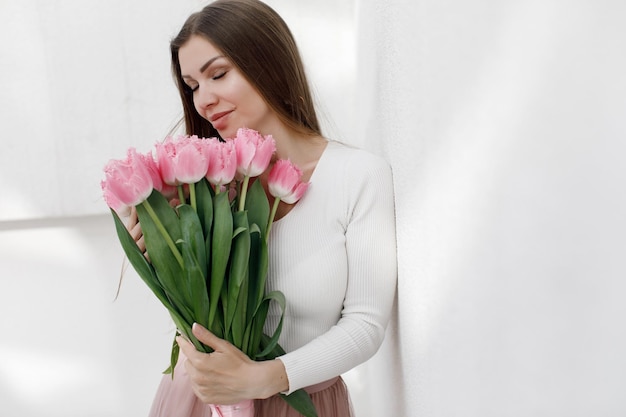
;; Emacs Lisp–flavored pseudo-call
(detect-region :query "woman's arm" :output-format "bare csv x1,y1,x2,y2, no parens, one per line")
277,150,398,393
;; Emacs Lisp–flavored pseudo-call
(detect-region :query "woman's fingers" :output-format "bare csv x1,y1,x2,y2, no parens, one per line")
135,232,146,253
126,206,138,227
125,207,147,257
175,324,255,404
176,333,197,361
191,323,230,352
175,324,229,366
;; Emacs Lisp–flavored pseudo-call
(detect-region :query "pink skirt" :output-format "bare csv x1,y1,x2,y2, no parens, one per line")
254,377,354,417
148,358,354,417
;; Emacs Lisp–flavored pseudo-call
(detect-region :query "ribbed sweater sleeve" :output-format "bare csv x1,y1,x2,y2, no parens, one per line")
274,144,398,394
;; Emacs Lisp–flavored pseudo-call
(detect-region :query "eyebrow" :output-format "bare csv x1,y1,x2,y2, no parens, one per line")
182,55,225,80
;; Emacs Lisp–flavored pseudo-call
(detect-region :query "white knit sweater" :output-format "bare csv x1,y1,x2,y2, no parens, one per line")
265,140,398,394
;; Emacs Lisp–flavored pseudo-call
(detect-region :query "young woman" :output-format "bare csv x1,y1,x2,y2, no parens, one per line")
142,1,397,415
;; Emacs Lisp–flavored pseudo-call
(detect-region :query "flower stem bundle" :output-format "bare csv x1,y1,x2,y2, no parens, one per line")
102,128,314,416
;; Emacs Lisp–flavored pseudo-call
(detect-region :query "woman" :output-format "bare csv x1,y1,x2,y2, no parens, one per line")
143,0,397,415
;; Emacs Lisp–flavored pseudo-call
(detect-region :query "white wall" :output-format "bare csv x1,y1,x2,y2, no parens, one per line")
0,215,173,416
354,0,626,415
2,0,626,416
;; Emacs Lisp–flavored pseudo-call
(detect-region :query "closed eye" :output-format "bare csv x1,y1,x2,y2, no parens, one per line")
212,71,227,80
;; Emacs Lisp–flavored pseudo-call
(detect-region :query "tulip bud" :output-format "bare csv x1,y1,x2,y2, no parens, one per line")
155,135,208,185
268,159,309,204
233,128,276,178
204,138,237,187
101,147,154,214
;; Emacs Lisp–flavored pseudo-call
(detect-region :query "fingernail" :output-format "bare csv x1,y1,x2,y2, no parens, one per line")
192,322,198,331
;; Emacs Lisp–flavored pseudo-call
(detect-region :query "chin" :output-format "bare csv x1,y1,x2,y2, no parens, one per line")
226,124,246,139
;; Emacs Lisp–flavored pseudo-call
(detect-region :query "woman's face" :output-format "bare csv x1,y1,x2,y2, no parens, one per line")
178,35,278,139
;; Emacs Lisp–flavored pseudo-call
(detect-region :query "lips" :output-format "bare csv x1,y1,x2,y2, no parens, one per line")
209,110,233,132
210,110,233,123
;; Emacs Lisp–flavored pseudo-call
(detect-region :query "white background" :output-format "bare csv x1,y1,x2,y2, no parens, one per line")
1,0,625,416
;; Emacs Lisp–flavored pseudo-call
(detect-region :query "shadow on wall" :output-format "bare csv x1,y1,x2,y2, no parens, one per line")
0,215,173,417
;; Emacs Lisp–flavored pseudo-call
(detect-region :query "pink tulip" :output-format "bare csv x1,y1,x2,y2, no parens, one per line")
101,147,154,215
101,181,131,216
154,137,177,185
204,138,237,187
137,151,163,191
136,151,177,199
233,128,276,177
175,136,210,183
155,135,209,185
159,182,179,200
267,159,309,204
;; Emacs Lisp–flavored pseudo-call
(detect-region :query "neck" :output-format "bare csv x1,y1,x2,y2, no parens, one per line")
261,123,326,169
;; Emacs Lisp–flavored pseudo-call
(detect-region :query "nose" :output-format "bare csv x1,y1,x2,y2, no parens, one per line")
194,82,217,115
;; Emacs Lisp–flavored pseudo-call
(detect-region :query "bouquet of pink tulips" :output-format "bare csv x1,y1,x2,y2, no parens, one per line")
101,128,316,417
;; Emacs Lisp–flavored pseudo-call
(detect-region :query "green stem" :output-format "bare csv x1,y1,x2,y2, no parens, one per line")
177,185,185,203
141,200,184,267
265,197,281,242
238,176,250,212
189,182,197,212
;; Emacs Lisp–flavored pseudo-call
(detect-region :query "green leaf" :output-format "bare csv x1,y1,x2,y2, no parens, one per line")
225,211,250,347
163,333,180,377
143,190,184,261
231,273,249,350
244,178,270,239
178,204,207,276
195,179,214,287
248,296,270,357
280,390,319,417
208,191,233,331
111,209,192,332
110,209,170,310
178,204,210,329
255,291,286,358
247,231,269,317
195,178,214,237
232,226,247,239
135,198,194,325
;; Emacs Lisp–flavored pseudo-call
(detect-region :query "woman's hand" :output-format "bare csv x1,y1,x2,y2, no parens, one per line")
177,323,289,404
125,206,150,260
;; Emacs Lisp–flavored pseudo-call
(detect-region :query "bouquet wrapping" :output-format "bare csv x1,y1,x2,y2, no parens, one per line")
101,128,316,417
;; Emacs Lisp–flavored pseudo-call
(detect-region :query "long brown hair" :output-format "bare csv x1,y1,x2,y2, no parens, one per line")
170,0,321,139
